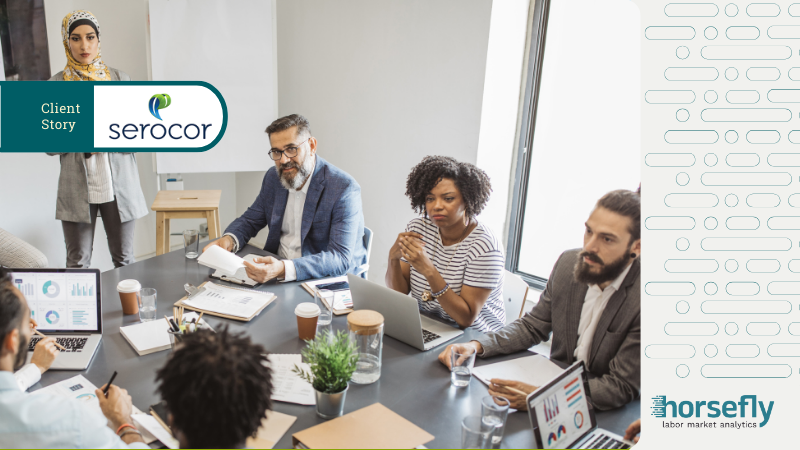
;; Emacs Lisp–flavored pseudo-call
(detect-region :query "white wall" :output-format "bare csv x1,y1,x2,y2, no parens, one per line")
274,0,493,284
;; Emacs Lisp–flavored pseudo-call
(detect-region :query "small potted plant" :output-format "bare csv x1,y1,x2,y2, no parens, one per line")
293,329,359,419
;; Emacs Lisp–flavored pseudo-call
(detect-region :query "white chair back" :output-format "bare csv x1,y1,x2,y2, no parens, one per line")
502,270,528,325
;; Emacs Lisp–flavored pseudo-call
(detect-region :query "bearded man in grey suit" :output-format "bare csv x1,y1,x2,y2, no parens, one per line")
439,189,641,411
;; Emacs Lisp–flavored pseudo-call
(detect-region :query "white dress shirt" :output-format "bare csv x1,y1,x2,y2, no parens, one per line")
224,161,314,282
14,363,41,392
85,153,115,204
574,263,633,364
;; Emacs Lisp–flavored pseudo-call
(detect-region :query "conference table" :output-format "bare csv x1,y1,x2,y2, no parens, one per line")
34,244,640,448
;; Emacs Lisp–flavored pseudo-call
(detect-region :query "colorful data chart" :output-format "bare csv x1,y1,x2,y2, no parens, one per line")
45,310,60,325
548,431,558,446
574,410,585,429
543,394,560,421
42,280,60,298
70,283,93,297
14,280,35,296
565,376,583,408
557,424,567,437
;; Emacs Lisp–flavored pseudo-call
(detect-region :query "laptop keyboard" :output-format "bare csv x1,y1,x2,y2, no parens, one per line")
585,432,630,449
422,329,441,343
28,337,88,353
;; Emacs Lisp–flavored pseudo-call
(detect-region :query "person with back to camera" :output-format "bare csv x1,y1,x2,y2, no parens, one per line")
385,156,506,333
46,10,148,269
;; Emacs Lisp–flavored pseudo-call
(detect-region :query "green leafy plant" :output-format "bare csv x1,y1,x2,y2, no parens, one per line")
292,329,359,394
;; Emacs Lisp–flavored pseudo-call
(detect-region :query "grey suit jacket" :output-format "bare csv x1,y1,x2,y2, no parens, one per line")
46,67,148,223
475,249,640,411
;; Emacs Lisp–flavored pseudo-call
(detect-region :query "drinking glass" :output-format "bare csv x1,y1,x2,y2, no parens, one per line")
183,229,200,259
138,288,157,322
450,349,476,387
482,395,510,447
461,415,494,449
314,289,333,326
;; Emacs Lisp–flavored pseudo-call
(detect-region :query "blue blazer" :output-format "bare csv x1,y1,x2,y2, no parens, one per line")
225,155,367,281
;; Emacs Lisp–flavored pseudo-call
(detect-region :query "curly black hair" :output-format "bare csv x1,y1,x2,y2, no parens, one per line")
405,156,492,218
155,327,273,448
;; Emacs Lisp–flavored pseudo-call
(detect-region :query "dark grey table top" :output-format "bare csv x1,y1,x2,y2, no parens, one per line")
34,244,639,448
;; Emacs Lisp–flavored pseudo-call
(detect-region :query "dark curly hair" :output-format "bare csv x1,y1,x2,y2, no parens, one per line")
405,156,492,218
155,327,273,448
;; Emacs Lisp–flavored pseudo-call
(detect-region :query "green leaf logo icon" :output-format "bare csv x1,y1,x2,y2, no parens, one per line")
148,93,172,120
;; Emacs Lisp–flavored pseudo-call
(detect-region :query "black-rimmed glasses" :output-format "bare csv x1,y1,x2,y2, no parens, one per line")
268,138,310,161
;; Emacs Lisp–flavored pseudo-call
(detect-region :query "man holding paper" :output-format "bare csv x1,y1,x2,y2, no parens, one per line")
439,189,641,411
0,267,147,448
204,114,367,282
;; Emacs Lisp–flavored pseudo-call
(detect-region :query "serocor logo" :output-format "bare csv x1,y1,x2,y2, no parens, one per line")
94,84,225,149
148,93,171,120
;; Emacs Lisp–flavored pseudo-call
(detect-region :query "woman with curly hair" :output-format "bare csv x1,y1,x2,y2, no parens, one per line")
386,156,506,332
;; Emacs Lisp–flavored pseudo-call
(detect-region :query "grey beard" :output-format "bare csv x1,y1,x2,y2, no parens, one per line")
279,155,315,190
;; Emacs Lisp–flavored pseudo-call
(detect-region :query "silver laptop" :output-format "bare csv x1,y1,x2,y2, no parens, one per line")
11,268,103,370
347,274,463,351
527,361,635,449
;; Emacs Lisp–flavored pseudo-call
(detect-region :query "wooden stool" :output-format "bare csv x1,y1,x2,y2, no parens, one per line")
151,190,222,255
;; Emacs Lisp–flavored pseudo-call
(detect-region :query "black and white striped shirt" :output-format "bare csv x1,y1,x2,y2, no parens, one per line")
402,217,505,333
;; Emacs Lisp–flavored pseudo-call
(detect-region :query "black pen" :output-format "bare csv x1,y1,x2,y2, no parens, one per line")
102,371,118,398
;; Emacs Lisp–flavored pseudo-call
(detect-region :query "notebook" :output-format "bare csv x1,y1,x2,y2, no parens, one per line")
472,354,564,390
119,312,211,356
211,254,263,286
197,245,246,276
301,276,353,315
267,354,315,405
174,281,276,322
291,403,434,449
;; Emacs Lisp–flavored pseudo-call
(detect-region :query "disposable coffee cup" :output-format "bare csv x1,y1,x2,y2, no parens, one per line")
117,279,142,315
295,303,321,341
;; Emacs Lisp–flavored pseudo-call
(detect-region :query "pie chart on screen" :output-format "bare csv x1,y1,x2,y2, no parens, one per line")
574,410,584,429
46,310,60,325
42,280,60,298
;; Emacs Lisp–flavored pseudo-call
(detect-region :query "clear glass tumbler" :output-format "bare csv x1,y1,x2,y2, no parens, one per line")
138,288,157,322
314,289,333,325
184,229,200,259
461,415,494,449
450,349,476,387
481,396,510,448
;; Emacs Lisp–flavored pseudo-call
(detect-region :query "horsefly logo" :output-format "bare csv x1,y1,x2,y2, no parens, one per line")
148,93,171,120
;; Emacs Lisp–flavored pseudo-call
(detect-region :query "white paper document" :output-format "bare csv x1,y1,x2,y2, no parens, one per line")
120,312,208,355
472,354,564,389
267,354,315,406
212,254,263,286
183,282,275,319
132,413,179,449
32,375,104,415
198,245,246,276
304,276,353,309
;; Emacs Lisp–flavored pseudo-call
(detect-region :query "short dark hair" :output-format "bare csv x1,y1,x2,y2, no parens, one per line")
596,189,641,243
155,327,273,448
0,267,25,356
265,114,312,139
405,155,492,218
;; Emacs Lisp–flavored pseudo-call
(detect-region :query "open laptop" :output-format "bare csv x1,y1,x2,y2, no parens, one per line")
10,268,103,370
347,274,463,351
527,361,634,449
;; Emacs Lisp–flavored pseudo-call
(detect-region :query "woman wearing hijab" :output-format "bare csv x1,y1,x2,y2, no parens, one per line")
47,10,148,268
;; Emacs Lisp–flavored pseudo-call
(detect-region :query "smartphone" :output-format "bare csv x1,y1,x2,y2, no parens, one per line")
316,281,349,291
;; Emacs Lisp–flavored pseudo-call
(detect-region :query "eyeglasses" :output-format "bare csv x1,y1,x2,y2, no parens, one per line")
268,138,310,161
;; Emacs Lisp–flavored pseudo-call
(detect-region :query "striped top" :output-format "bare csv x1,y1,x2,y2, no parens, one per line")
85,153,114,204
402,217,505,333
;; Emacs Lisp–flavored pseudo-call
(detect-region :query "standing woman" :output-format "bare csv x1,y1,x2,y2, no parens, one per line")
47,10,147,268
386,156,506,333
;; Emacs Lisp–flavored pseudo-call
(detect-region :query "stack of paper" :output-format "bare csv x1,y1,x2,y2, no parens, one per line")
120,312,210,356
472,354,564,389
178,282,276,321
267,354,315,405
198,245,247,276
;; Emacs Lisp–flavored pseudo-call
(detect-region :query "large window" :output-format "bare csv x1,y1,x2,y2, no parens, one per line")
507,0,641,288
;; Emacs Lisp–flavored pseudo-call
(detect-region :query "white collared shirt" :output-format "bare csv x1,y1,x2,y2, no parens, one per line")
278,163,314,281
85,153,114,204
14,364,40,392
574,262,633,364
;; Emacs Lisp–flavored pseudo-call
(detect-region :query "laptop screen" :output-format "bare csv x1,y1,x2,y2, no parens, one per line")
10,269,102,333
527,361,597,449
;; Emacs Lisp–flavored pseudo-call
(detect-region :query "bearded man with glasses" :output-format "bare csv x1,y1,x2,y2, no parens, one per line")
204,114,367,283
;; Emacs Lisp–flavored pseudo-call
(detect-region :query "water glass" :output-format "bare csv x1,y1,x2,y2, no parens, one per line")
461,415,494,449
183,229,200,259
450,349,476,387
314,289,333,326
482,395,510,448
138,288,157,322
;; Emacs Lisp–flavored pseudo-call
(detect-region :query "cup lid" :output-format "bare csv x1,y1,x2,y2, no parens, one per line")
117,279,141,293
295,302,320,318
